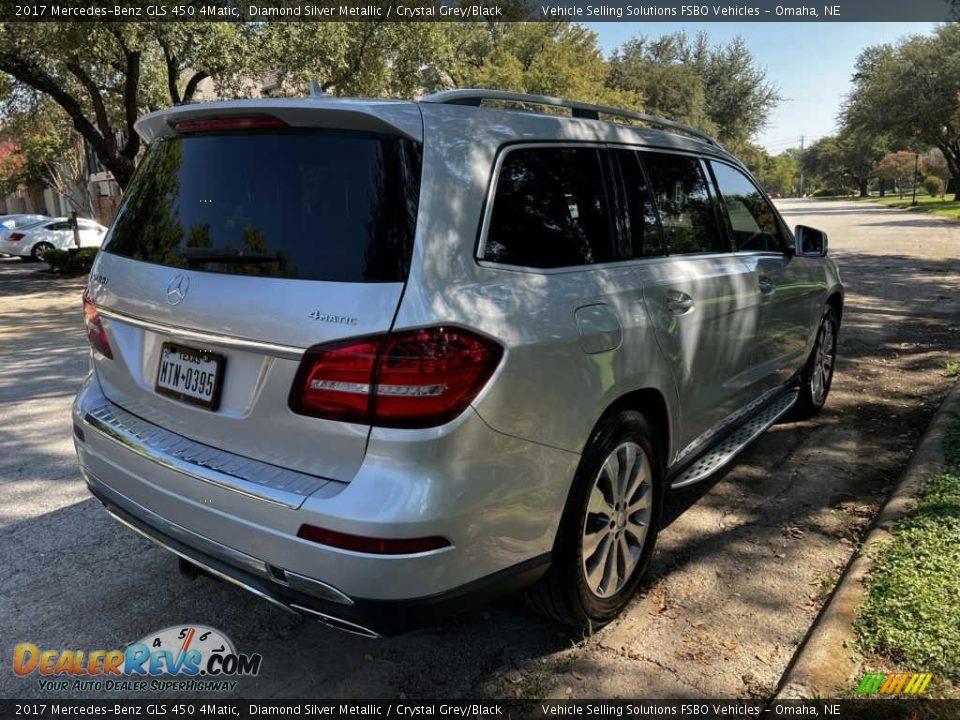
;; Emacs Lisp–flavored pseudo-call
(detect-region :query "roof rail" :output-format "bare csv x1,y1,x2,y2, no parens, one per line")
421,89,721,148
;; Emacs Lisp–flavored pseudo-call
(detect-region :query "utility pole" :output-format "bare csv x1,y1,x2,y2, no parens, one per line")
911,153,920,206
798,135,805,198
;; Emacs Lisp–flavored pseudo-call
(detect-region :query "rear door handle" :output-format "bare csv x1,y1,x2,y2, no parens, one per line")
759,275,776,295
666,290,694,315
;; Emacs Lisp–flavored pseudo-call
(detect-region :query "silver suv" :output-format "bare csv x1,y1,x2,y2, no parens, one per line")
73,89,842,637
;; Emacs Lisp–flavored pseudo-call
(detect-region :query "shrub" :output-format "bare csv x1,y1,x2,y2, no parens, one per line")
44,247,99,276
923,175,943,197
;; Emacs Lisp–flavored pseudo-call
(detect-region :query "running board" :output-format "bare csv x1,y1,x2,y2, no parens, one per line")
670,390,799,490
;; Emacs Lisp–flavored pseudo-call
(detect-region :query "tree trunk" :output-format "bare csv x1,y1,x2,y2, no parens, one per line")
858,179,868,197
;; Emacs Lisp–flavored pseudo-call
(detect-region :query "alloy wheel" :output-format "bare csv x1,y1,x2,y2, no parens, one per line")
581,441,653,599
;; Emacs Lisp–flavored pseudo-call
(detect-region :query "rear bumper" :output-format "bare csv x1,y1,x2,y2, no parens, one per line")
73,372,576,633
0,240,27,256
85,473,548,636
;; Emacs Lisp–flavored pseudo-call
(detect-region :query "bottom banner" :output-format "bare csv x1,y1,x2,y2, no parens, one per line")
1,700,957,720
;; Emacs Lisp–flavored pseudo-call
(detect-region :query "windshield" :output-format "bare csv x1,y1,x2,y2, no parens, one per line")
104,130,422,283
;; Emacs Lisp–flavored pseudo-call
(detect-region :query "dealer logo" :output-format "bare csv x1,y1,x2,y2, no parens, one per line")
14,625,262,693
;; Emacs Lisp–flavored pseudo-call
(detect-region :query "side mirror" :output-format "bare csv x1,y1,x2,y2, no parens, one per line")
794,225,828,257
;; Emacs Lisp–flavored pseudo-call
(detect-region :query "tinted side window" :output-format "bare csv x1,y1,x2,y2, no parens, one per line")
613,150,664,258
484,147,614,268
642,153,727,255
711,161,787,252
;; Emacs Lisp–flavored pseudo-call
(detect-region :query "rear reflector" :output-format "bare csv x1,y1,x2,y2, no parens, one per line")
174,116,288,134
296,525,450,555
8,233,23,242
82,289,113,359
290,327,503,428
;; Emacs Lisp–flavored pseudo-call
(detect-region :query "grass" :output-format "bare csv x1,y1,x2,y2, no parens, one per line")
857,191,960,220
853,412,960,681
946,360,960,377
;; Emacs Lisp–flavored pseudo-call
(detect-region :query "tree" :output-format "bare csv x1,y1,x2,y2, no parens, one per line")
0,103,96,217
433,22,640,108
757,151,799,197
836,127,888,197
606,31,781,145
259,22,448,98
843,25,960,200
0,23,262,190
876,151,923,199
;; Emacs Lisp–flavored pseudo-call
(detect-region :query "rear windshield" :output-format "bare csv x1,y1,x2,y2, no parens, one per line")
104,130,422,282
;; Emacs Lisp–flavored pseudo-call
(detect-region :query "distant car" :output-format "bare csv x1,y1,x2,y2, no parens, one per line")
0,213,51,233
0,214,51,255
0,217,108,261
768,192,783,199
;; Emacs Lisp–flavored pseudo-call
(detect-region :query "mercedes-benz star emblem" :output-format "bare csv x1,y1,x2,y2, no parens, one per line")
165,273,189,306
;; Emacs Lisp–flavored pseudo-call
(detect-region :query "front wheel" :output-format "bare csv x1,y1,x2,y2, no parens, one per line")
523,410,664,629
793,306,839,419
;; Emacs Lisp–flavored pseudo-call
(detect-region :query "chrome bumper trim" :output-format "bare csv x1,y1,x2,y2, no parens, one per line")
105,507,299,616
98,307,306,360
84,470,354,607
84,400,340,509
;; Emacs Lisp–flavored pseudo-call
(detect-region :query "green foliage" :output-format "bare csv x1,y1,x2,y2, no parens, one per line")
755,150,799,196
606,30,780,145
923,175,944,197
0,23,264,188
854,414,960,680
801,130,889,196
843,25,960,199
43,247,98,276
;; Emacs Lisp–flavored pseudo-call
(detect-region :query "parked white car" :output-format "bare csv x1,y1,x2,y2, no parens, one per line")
0,217,108,261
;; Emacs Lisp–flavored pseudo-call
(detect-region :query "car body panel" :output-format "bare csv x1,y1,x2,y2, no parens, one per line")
73,94,843,623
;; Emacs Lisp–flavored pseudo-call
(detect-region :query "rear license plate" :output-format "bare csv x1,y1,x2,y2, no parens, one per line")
155,343,225,410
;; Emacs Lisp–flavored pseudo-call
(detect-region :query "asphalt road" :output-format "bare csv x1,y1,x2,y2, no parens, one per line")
1,199,958,700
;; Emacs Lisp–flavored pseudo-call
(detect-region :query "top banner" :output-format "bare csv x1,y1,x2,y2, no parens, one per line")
4,0,959,22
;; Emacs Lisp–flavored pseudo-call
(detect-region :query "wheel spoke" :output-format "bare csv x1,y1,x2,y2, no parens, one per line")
619,444,636,500
587,483,614,519
619,533,638,579
599,536,618,595
585,533,612,592
582,527,608,564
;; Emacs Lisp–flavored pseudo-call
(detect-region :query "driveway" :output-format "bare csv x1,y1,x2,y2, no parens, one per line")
1,199,958,699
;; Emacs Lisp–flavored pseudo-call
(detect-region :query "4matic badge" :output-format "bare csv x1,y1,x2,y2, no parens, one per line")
308,311,358,325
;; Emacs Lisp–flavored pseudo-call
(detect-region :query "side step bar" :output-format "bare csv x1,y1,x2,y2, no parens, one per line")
670,389,799,490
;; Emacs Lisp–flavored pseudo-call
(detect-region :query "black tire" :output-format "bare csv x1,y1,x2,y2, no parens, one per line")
524,410,664,630
792,306,839,419
30,242,54,262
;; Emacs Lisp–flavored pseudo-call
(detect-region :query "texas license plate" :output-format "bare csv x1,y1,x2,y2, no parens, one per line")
155,343,225,410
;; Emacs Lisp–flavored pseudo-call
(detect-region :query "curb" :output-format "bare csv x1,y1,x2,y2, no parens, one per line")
775,379,960,699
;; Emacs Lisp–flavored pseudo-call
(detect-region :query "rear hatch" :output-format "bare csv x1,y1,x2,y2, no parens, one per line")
86,101,423,482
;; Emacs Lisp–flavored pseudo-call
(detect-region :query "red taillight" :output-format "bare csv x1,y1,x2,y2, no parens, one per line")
290,327,503,428
174,117,288,134
296,524,450,555
8,232,23,242
83,289,113,359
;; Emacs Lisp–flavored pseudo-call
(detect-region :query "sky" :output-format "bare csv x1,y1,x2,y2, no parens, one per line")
584,22,938,153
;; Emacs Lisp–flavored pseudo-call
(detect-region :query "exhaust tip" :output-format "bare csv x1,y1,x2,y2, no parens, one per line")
289,604,380,638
